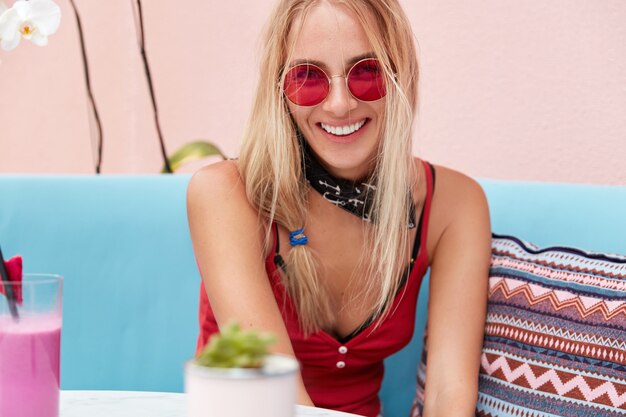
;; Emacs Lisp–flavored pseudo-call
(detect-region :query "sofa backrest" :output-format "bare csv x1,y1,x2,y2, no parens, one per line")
1,176,625,417
0,176,198,392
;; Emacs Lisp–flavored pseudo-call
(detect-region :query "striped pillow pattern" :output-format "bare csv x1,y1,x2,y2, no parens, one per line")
412,235,626,416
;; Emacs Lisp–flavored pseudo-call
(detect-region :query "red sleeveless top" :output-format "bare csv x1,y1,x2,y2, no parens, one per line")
197,161,435,417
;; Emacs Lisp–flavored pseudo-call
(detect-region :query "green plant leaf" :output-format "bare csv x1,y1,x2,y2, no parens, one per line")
196,321,276,368
163,141,227,173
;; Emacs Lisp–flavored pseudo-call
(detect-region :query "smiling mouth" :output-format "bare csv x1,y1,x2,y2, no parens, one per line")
320,119,367,136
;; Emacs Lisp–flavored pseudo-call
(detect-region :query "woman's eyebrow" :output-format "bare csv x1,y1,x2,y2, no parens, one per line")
290,52,377,68
347,52,377,65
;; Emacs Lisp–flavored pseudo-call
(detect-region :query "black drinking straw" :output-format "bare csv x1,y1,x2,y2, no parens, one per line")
0,245,20,321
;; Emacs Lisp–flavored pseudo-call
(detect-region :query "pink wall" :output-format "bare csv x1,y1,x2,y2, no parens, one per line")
1,0,625,184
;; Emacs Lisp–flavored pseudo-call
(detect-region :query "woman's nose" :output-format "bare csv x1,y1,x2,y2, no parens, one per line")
321,75,358,117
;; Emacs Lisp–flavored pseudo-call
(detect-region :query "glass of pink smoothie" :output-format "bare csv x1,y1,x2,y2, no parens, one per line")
0,274,62,417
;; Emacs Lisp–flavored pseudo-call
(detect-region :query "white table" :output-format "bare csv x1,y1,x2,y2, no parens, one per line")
60,390,362,417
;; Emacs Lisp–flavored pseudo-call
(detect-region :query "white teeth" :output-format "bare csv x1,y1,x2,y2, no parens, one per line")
320,119,366,136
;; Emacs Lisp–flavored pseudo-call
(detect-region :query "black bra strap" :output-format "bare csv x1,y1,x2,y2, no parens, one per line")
410,162,436,262
273,223,288,273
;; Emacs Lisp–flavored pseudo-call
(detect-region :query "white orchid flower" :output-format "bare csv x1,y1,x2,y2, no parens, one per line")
0,3,8,60
0,0,61,51
0,2,5,62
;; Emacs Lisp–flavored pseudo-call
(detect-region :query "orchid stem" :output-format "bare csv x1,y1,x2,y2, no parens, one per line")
68,0,103,174
134,0,172,173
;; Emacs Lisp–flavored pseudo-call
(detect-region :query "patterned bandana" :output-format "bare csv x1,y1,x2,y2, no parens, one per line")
300,136,416,228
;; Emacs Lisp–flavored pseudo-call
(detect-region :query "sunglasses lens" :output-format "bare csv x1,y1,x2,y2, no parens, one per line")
347,59,386,101
283,64,329,106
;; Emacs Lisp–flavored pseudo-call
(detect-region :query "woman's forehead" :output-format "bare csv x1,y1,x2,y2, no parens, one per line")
286,1,374,67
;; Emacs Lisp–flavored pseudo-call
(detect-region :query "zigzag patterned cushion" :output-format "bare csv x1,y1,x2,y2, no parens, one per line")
412,234,626,416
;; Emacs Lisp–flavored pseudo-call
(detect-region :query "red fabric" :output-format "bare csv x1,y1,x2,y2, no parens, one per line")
0,255,24,303
197,162,434,417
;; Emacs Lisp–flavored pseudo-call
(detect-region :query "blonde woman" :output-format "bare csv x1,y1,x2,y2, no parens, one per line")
187,0,491,416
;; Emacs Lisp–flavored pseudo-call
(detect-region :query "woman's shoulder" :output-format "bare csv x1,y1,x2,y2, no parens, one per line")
415,159,491,257
412,158,486,207
188,159,241,193
414,157,484,204
187,160,258,220
434,163,485,204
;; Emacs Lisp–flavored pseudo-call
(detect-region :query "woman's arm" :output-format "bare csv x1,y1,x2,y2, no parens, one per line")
187,161,314,406
421,168,491,417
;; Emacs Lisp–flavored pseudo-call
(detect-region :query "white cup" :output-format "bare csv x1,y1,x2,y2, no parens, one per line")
185,354,299,417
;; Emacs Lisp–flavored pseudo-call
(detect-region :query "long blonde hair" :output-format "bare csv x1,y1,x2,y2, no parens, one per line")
238,0,420,335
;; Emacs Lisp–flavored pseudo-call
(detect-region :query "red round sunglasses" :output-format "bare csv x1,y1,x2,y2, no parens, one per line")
283,58,386,107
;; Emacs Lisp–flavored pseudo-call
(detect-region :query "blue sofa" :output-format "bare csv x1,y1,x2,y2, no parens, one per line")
1,175,625,417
